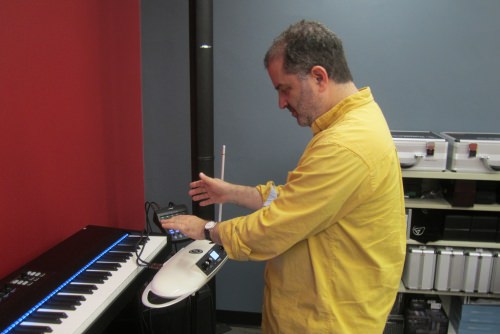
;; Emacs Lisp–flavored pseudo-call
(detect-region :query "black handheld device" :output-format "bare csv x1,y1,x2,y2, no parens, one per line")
153,203,190,241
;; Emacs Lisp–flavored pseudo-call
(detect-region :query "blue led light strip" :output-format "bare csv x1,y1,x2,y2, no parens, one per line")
1,233,129,334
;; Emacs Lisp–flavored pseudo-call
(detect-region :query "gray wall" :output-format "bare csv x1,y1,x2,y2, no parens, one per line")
141,0,192,212
142,0,500,313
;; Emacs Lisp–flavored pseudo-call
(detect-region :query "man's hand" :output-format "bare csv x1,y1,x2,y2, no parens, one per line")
161,215,207,240
189,172,263,210
189,172,230,206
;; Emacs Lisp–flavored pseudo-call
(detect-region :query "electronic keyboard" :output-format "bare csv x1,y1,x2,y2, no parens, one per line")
0,225,167,334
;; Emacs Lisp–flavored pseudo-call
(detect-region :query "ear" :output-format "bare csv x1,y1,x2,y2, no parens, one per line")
310,66,329,90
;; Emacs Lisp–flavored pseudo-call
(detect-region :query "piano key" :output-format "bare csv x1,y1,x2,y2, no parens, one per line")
70,277,104,285
59,284,97,295
52,295,85,303
98,253,130,262
71,273,108,284
24,311,66,324
111,245,139,252
79,271,111,279
88,262,121,271
40,301,77,311
12,325,52,333
124,235,148,245
110,249,134,256
34,311,67,320
83,268,115,279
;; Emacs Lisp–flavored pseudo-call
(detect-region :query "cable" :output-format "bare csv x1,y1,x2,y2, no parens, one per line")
134,202,152,267
135,201,166,268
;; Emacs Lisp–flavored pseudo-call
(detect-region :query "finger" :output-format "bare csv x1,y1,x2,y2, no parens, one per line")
161,221,173,230
160,217,177,229
191,192,209,202
194,195,213,206
199,199,213,207
190,179,204,189
189,187,206,196
199,172,213,183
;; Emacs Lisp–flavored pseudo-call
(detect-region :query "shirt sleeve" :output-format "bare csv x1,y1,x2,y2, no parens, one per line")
256,181,280,207
218,139,373,261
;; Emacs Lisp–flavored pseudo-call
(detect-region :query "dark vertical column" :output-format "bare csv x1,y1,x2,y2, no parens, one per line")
189,2,217,332
190,0,214,221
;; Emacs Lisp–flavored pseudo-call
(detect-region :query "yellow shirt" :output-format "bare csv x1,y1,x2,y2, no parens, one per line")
219,87,406,333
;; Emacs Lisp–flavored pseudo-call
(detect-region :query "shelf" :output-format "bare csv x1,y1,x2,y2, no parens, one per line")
405,198,500,212
402,170,500,181
399,281,500,299
401,168,500,334
407,238,500,249
397,290,458,334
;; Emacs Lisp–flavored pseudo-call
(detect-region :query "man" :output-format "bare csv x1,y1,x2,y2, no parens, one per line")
162,20,406,333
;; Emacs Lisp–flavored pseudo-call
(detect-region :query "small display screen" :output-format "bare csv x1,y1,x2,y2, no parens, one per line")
210,250,219,261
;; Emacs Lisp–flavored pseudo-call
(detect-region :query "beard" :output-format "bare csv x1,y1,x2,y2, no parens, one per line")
289,80,319,127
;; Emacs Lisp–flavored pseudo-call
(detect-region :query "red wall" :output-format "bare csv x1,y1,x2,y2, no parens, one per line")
0,1,145,278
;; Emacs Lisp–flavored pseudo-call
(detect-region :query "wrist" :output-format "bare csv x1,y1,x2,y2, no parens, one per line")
204,220,217,241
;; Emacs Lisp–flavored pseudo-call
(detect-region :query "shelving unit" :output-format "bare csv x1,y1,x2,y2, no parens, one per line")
407,239,500,251
399,280,500,299
405,197,500,212
403,170,500,181
401,170,500,334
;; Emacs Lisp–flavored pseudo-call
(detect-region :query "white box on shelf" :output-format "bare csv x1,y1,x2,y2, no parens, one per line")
434,247,452,291
463,250,480,292
434,247,466,291
403,246,436,290
490,251,500,294
475,249,493,293
391,130,448,171
462,249,493,293
441,132,500,173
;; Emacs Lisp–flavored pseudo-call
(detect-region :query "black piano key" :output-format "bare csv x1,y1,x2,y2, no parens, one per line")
82,271,112,281
72,276,104,284
85,270,112,277
119,237,143,246
42,296,83,310
112,245,139,252
99,253,130,262
41,300,77,310
13,325,53,333
125,235,148,245
60,283,97,294
35,310,68,319
72,271,110,284
25,311,66,324
53,294,86,303
119,241,143,248
89,262,121,271
110,250,133,257
46,297,81,307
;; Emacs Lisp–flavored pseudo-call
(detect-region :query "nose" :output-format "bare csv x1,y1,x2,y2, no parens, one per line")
278,94,288,109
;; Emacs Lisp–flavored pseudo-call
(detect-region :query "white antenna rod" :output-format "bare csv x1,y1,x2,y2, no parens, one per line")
218,145,226,222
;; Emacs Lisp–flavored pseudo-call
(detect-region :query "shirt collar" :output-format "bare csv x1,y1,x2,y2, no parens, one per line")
311,87,373,135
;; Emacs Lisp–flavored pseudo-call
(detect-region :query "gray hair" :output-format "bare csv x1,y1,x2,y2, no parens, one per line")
264,20,353,83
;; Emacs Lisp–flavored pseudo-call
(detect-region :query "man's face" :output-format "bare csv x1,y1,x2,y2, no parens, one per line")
267,57,321,127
